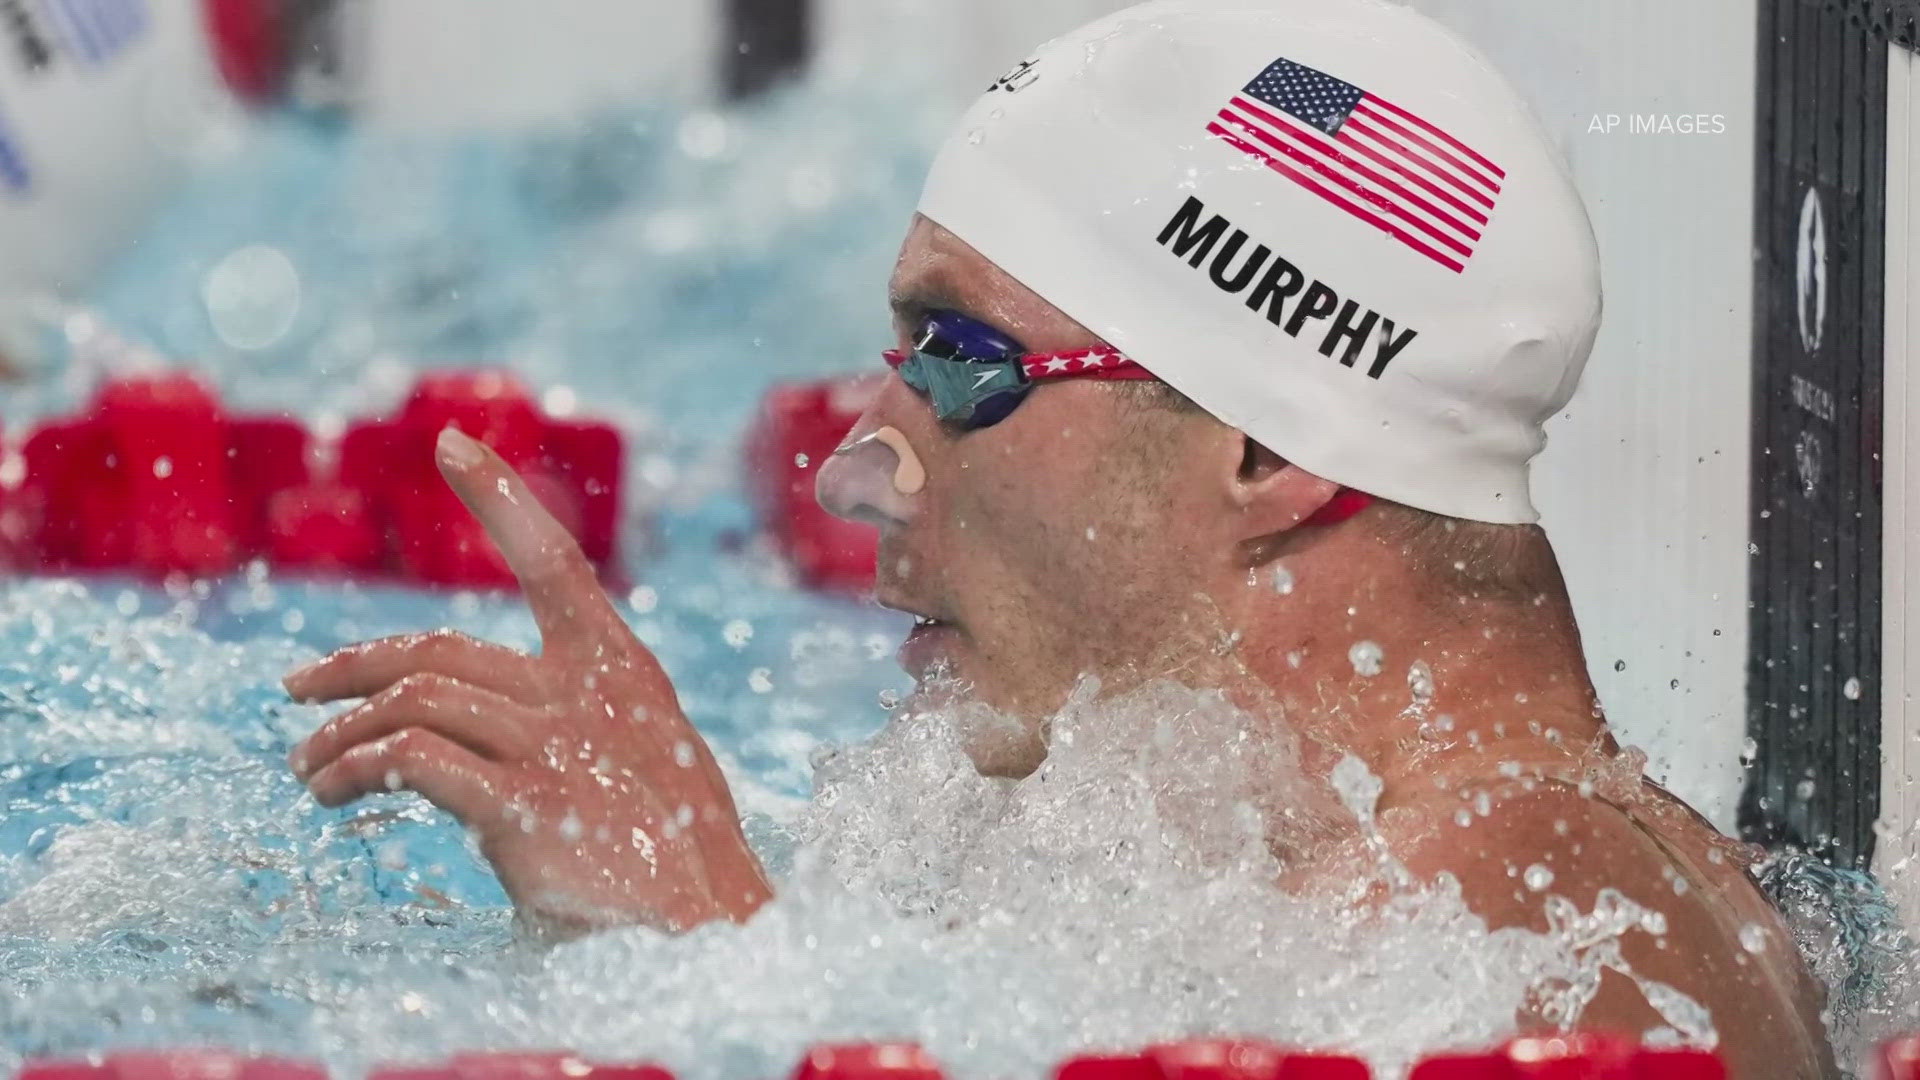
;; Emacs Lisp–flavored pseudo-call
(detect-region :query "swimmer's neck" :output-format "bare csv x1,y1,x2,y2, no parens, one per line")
1223,537,1613,789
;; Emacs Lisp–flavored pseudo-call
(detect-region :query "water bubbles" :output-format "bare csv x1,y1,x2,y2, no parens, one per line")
1739,923,1769,953
1407,660,1435,704
541,385,579,417
794,453,811,469
1741,736,1759,763
748,667,774,694
967,128,985,145
1844,676,1862,700
1330,754,1383,829
722,619,754,648
558,812,584,843
1348,640,1384,678
202,244,301,350
628,585,659,614
673,741,698,768
153,456,174,479
1271,564,1296,595
1523,864,1555,892
1795,778,1816,801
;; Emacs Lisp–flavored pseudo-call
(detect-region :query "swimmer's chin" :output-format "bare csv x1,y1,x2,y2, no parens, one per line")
894,673,1047,779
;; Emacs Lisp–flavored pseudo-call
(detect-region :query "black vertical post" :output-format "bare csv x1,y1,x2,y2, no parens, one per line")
1741,0,1901,869
723,0,812,101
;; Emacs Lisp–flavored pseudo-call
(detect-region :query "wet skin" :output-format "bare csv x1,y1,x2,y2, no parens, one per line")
288,217,1836,1078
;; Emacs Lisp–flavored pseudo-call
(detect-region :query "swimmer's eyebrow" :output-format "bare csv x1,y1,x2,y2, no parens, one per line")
888,261,980,327
888,284,965,323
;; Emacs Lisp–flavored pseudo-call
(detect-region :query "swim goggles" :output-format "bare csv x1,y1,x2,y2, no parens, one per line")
882,308,1373,525
883,308,1153,429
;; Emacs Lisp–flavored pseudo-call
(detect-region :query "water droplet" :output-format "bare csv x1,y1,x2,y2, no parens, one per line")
1613,659,1626,672
152,456,173,479
1271,565,1296,595
1407,660,1435,703
1348,640,1384,678
794,453,810,469
1795,778,1816,801
967,128,986,145
1739,923,1768,953
1523,864,1554,891
748,667,774,693
722,619,753,648
559,812,584,842
628,586,659,614
1844,676,1862,700
203,244,301,350
1741,736,1759,762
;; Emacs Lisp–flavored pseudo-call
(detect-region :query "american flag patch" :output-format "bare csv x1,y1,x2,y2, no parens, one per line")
1207,57,1505,274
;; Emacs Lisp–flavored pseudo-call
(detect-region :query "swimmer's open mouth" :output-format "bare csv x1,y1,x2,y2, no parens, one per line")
882,599,962,676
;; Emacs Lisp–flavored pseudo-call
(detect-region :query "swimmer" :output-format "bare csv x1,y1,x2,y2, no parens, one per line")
283,2,1834,1074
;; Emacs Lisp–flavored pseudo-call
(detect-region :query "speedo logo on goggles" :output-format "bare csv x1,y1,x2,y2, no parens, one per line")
883,309,1152,429
1156,196,1420,379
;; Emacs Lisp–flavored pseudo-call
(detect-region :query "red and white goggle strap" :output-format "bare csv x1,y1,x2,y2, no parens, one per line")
881,347,1372,526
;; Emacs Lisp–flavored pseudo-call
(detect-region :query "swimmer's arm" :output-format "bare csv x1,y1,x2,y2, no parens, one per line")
285,429,772,937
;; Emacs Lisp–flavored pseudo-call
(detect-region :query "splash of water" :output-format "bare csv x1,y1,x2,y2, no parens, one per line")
0,578,1731,1078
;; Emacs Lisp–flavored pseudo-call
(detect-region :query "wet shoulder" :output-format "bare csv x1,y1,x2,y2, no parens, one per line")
1373,775,1837,1079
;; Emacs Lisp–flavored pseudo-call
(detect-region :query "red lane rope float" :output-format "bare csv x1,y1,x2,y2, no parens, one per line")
1,1039,1760,1080
794,1045,944,1080
1881,1035,1920,1080
1058,1040,1368,1080
745,375,885,593
0,370,625,590
1407,1034,1725,1079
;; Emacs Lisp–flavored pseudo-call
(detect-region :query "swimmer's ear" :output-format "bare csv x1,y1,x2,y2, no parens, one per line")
1227,435,1340,544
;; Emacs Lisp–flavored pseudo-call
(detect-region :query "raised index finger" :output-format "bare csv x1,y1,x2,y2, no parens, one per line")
434,426,626,650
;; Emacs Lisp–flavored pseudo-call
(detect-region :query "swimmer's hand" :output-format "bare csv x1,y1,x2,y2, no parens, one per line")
282,427,773,937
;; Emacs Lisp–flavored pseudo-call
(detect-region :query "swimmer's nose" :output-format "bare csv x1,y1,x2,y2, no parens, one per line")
816,427,920,531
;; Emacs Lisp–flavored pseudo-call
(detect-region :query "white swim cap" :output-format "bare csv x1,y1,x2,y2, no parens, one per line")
917,0,1602,524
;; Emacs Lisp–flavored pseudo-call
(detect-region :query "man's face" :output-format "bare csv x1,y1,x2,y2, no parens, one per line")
819,215,1236,764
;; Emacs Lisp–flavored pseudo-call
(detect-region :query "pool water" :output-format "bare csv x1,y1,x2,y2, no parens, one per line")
0,62,1916,1080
